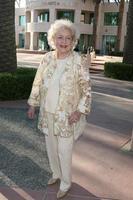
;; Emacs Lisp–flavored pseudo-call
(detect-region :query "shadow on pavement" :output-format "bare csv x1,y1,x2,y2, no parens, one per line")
0,144,50,189
46,182,100,200
0,108,51,190
0,186,46,200
87,98,133,136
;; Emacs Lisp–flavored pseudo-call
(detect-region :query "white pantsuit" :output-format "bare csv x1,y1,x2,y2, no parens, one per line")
28,51,91,191
44,59,74,191
45,113,73,191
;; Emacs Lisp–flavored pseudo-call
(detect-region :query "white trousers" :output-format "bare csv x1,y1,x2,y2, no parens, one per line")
45,113,74,191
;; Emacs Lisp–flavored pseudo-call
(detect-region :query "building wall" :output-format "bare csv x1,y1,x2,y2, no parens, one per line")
15,0,128,54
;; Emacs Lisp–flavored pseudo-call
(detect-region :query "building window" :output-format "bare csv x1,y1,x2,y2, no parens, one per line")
89,13,94,24
102,35,117,55
56,10,74,22
26,11,31,23
80,11,94,24
19,15,26,26
88,35,93,47
39,32,49,50
19,33,25,48
80,13,85,23
104,12,119,26
78,34,93,52
38,11,49,22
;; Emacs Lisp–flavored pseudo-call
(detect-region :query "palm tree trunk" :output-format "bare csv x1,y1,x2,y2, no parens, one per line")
93,0,101,50
0,0,17,72
123,0,133,64
116,0,125,52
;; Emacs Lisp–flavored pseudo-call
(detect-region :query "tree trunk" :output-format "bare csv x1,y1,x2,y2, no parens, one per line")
93,0,101,50
116,0,125,52
123,0,133,64
0,0,17,72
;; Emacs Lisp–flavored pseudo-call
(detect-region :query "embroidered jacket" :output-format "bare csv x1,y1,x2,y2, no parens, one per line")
28,51,91,139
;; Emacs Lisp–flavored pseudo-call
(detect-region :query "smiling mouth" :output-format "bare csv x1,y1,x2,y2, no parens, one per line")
60,45,67,48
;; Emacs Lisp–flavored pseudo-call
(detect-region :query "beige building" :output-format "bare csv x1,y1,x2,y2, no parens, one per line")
15,0,128,54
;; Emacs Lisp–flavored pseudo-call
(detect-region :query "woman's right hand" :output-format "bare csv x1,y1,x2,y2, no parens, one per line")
27,106,35,119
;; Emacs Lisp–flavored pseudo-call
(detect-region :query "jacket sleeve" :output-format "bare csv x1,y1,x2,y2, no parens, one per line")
27,56,46,107
77,55,91,114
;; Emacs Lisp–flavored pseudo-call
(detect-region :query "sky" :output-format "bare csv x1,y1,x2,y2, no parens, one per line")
15,0,26,8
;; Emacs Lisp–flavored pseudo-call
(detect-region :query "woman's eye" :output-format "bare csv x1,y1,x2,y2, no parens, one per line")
57,36,63,39
66,37,71,40
56,36,72,42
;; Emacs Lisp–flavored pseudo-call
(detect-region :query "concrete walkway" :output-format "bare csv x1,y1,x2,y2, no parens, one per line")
17,52,123,73
0,72,133,199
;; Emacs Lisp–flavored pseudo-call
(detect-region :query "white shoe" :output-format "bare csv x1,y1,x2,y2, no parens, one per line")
47,178,58,185
57,187,71,199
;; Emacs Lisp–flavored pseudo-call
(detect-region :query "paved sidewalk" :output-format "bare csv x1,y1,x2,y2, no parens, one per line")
17,52,123,73
90,55,123,73
0,74,133,200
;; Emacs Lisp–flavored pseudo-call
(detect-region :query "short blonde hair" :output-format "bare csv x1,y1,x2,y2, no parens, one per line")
47,19,79,49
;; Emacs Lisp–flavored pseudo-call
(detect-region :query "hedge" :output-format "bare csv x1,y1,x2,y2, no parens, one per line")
104,62,133,81
110,51,123,57
0,68,37,100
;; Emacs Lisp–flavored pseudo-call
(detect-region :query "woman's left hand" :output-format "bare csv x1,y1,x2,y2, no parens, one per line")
68,111,81,125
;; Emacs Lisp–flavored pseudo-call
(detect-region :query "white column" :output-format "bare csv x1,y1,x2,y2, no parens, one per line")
50,8,55,22
15,32,19,48
25,32,30,49
31,9,38,23
74,9,81,24
30,32,34,50
30,32,38,50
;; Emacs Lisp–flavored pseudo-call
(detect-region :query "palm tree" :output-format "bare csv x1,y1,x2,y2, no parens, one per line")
0,0,17,72
93,0,101,50
123,0,133,64
116,0,125,52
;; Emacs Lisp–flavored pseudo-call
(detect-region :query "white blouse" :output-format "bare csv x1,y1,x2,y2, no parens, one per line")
44,58,68,113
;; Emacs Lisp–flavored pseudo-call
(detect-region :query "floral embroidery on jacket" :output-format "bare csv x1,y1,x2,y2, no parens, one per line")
28,51,91,139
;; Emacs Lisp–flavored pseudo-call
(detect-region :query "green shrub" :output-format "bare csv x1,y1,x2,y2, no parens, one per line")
104,62,133,81
0,68,37,100
110,51,123,57
95,49,100,54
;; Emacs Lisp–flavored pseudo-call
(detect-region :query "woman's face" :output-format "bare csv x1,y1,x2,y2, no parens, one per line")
54,28,73,57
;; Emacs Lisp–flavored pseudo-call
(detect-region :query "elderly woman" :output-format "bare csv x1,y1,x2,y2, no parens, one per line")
27,19,91,199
